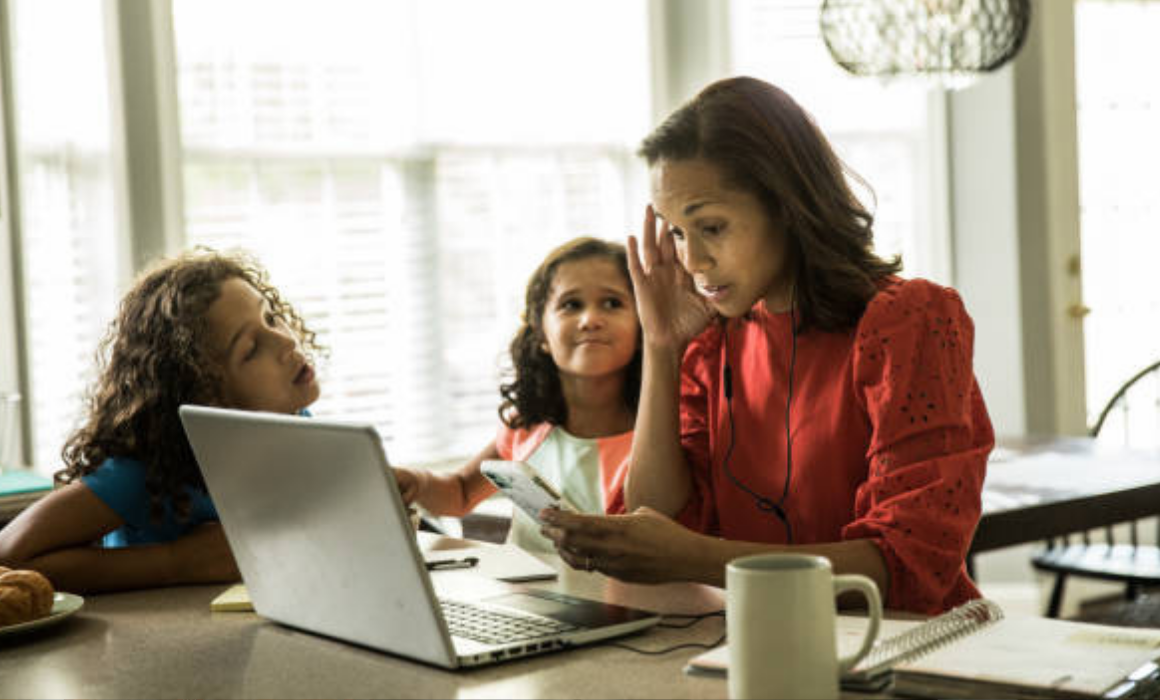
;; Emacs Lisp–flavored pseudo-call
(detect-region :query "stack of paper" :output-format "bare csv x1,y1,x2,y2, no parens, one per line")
892,616,1160,699
687,602,1160,699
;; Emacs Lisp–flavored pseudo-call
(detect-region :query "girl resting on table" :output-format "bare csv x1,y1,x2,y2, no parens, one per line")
0,250,323,593
394,237,641,552
540,77,994,615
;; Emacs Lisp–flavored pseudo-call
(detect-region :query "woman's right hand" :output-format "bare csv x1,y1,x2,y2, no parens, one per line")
627,205,717,352
540,506,714,584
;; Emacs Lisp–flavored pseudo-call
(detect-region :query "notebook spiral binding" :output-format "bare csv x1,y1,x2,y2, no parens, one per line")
858,599,1005,672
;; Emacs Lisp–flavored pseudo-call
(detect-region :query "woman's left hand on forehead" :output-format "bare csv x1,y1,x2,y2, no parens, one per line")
539,506,707,583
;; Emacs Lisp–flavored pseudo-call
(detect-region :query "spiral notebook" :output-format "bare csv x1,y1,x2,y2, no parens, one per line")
687,599,1160,698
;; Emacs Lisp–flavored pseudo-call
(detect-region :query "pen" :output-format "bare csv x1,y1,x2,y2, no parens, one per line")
425,556,480,571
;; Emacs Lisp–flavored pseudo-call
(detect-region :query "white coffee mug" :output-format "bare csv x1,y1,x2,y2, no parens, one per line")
726,553,882,700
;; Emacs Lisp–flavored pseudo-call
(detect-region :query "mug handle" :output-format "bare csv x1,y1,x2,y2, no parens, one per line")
832,574,882,674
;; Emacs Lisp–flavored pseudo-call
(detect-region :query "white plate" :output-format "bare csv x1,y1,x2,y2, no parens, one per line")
0,592,84,637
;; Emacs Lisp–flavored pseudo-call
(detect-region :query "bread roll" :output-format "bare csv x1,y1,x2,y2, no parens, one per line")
0,570,54,618
0,585,33,626
0,566,10,575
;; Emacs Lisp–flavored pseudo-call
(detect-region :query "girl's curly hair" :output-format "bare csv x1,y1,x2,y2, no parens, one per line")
57,249,324,524
499,237,641,430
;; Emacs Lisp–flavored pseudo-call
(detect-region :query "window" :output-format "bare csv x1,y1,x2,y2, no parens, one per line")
171,0,650,463
5,1,954,472
1075,0,1160,443
9,0,122,468
729,0,949,282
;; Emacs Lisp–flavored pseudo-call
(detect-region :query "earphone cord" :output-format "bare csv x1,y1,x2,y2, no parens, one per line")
720,296,798,544
720,357,760,507
780,298,798,538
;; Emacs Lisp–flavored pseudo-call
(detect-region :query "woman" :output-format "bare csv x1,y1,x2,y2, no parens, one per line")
540,76,993,615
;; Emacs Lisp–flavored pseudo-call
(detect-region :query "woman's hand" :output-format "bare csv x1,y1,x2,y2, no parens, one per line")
627,205,717,352
539,506,715,584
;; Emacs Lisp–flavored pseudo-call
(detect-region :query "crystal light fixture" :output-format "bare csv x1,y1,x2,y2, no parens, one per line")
819,0,1032,87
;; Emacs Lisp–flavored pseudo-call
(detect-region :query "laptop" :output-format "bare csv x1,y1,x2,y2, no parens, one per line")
178,405,660,668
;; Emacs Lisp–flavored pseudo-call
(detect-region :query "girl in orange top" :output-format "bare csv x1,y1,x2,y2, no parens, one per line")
540,77,993,614
394,238,641,552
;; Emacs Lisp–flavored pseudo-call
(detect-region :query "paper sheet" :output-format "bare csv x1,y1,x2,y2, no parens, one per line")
895,615,1160,697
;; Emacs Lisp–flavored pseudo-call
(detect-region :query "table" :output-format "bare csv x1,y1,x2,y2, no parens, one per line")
6,438,1155,698
0,537,730,699
971,436,1160,555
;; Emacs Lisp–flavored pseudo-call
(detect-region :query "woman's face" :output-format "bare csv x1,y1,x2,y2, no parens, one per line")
650,157,791,317
540,257,639,382
205,277,321,414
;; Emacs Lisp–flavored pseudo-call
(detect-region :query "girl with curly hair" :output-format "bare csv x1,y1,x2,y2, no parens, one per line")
0,249,322,593
394,237,642,552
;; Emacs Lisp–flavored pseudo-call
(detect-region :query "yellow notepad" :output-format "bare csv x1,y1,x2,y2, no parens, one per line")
210,584,253,612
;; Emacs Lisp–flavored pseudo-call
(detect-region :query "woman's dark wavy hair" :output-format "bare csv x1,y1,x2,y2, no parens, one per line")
57,249,324,524
499,238,641,430
639,76,902,332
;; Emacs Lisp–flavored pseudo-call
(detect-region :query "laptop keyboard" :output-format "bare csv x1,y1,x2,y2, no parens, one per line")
440,598,578,646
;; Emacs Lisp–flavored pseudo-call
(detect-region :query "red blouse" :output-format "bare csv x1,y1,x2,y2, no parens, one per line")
676,277,993,614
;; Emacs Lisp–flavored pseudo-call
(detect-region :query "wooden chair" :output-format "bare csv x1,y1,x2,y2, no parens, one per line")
1031,359,1160,618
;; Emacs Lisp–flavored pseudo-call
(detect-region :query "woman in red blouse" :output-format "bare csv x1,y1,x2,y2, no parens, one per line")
540,76,994,614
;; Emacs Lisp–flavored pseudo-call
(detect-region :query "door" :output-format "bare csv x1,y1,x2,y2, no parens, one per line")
1073,0,1160,445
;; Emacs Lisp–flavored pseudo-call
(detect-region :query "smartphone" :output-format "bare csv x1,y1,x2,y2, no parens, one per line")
480,460,576,524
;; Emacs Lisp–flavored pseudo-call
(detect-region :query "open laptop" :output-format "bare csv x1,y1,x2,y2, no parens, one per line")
179,405,660,668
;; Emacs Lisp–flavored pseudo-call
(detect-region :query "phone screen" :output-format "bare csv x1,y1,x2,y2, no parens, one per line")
481,460,569,524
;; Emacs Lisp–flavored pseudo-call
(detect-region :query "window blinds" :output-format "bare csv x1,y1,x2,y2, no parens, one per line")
172,0,650,464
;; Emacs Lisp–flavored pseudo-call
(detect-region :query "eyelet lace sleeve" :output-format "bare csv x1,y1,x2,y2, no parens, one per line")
674,328,724,534
843,279,994,614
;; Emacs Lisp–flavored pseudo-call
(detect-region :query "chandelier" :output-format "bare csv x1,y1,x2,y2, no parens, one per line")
819,0,1032,86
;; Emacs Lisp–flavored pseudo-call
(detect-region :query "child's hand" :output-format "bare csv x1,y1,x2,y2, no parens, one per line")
170,522,241,584
392,467,428,506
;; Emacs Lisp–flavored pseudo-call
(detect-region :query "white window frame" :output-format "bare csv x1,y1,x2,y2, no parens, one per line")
0,0,31,468
948,0,1086,437
105,0,185,278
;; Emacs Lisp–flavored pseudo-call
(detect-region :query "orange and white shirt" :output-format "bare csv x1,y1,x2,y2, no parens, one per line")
495,422,631,553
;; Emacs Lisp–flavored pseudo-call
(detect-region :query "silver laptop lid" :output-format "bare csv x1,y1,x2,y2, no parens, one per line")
179,405,457,668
